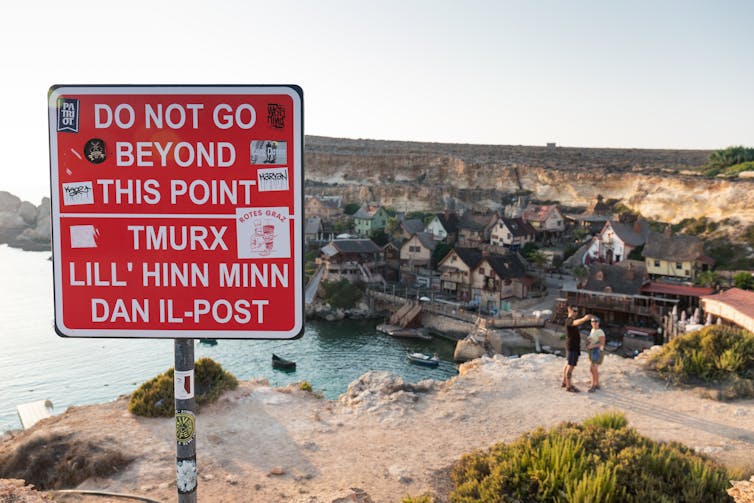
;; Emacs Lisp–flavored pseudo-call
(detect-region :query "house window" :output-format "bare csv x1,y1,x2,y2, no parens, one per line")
676,262,682,269
654,260,660,267
479,267,485,275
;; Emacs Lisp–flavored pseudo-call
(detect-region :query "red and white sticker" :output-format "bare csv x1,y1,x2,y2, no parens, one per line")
174,369,194,400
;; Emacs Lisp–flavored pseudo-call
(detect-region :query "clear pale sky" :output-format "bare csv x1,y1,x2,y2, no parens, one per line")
2,0,752,202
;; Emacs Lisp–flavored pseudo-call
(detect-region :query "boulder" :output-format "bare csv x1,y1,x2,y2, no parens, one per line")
17,201,37,226
453,337,487,362
0,191,21,212
0,193,51,250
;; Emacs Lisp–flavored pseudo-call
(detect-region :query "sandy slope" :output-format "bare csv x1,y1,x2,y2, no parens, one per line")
2,350,754,502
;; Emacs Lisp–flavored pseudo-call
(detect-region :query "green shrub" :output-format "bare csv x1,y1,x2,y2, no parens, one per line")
448,413,735,503
733,272,754,290
647,326,754,399
298,381,313,392
321,279,364,309
704,239,754,270
128,357,238,417
402,494,434,503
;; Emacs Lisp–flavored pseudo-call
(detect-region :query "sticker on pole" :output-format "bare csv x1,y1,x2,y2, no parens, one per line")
48,85,304,339
174,370,195,400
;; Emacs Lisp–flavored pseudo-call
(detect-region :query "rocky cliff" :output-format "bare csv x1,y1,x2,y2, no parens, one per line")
304,136,754,225
3,137,751,252
0,192,50,251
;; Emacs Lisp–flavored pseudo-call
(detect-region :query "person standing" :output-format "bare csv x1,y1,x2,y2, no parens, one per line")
586,317,606,392
562,306,592,392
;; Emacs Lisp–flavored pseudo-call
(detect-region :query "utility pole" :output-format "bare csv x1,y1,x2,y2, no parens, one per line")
175,339,197,502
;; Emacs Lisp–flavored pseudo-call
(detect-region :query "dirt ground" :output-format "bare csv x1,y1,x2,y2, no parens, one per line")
2,350,754,503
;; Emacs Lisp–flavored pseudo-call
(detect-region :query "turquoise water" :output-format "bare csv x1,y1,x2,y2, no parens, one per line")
0,245,457,432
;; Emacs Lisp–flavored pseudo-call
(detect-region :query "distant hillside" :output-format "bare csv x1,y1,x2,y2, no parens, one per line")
303,136,754,228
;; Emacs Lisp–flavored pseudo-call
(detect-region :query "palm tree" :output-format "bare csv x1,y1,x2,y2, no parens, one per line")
694,270,721,289
528,250,549,280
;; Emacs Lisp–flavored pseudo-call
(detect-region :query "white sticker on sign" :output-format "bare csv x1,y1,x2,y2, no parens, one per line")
69,225,99,248
62,181,94,205
257,167,289,192
174,370,195,400
236,207,291,259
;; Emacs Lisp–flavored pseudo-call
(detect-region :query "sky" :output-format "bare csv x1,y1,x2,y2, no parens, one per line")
1,0,753,202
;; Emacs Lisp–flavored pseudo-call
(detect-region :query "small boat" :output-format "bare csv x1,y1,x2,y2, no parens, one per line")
407,352,440,367
272,353,296,371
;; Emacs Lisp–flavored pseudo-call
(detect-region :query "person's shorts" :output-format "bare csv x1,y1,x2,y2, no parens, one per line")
590,348,604,364
567,350,579,366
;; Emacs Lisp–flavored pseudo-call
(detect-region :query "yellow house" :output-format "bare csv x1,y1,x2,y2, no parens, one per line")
642,230,707,280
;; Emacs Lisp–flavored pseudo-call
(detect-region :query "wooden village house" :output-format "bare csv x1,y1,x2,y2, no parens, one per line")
394,218,425,241
425,211,460,242
584,219,649,265
437,247,482,303
471,253,533,313
642,229,712,281
701,287,754,333
353,204,390,237
399,232,437,274
305,195,344,219
490,217,537,251
457,211,497,247
521,204,565,243
318,238,385,286
559,261,677,333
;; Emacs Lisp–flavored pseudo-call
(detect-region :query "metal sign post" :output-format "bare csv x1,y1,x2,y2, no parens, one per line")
175,339,197,502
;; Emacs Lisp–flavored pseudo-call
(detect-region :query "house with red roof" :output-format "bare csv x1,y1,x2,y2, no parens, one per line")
521,204,564,242
700,288,754,333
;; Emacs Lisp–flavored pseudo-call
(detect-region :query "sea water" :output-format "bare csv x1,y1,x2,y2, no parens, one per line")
0,245,457,432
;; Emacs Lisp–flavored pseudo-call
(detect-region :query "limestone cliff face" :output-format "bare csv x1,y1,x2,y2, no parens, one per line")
304,136,754,224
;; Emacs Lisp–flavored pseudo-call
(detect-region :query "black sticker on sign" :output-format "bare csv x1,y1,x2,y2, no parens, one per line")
84,138,106,164
57,98,79,133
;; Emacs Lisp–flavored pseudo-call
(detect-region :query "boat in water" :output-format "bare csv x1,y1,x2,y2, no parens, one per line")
272,353,296,371
407,352,440,367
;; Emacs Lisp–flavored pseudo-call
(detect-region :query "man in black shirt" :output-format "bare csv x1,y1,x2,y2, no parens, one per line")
562,305,594,392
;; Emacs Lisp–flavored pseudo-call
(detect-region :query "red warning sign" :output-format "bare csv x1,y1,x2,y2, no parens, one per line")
48,85,304,339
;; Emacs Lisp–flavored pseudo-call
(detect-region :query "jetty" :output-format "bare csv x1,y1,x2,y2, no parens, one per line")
366,288,546,331
16,399,54,429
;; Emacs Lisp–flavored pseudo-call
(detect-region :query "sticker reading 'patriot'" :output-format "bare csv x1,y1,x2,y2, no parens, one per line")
57,98,79,133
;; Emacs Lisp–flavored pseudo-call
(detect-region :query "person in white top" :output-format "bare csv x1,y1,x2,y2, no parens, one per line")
586,317,606,392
